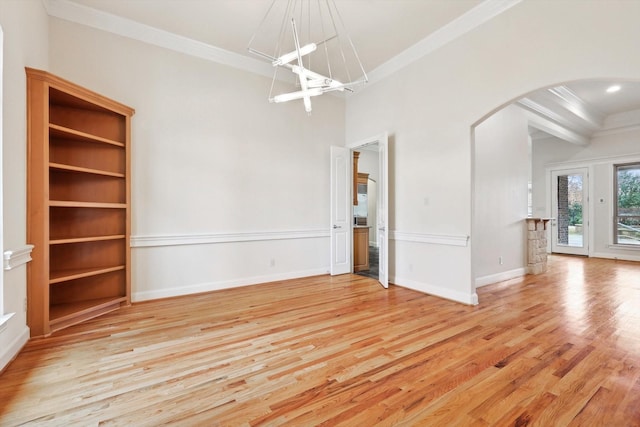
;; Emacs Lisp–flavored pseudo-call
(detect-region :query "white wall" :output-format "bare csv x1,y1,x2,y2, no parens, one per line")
0,0,49,370
533,127,640,261
474,105,530,285
346,0,640,304
49,18,345,301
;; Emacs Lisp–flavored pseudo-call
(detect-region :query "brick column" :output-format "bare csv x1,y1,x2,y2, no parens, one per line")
526,218,551,274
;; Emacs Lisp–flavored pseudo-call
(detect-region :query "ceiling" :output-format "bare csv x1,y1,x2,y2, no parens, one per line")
63,0,483,74
55,0,640,143
518,80,640,145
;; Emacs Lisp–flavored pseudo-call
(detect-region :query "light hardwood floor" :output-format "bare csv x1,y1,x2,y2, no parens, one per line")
1,255,639,426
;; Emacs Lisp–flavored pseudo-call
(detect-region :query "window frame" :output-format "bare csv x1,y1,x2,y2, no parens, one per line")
613,161,640,247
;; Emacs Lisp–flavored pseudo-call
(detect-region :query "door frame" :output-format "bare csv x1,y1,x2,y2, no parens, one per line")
549,166,590,256
346,133,389,288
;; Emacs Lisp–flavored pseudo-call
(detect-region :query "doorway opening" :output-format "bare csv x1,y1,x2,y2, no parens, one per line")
352,147,379,280
330,133,388,288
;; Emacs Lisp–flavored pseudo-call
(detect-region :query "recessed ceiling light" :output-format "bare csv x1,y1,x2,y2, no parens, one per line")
606,85,621,93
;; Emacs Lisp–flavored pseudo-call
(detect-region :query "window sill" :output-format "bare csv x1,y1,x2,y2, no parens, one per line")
608,244,640,251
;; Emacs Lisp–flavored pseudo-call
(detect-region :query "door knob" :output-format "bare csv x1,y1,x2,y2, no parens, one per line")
333,225,341,229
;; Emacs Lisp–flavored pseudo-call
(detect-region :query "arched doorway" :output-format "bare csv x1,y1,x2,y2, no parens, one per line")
472,78,640,291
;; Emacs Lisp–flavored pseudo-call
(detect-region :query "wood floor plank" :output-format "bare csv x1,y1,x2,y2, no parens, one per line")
1,255,640,425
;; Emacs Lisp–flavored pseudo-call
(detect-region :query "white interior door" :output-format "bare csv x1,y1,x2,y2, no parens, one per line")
330,146,351,275
377,136,389,288
551,168,589,256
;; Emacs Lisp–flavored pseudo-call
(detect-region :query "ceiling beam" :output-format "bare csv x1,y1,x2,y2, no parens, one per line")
546,86,605,129
521,108,590,146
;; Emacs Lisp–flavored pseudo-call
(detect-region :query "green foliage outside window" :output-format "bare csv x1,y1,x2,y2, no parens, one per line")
618,169,640,211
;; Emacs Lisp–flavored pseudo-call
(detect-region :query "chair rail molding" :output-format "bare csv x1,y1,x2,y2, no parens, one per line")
3,245,35,270
131,229,330,248
390,231,469,247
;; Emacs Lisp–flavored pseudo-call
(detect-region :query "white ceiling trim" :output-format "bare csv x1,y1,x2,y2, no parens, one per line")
43,0,274,78
366,0,523,85
594,124,640,138
547,86,605,129
522,108,589,146
42,0,521,89
517,97,593,138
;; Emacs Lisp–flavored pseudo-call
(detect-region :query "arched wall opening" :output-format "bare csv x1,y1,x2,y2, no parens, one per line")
471,77,640,294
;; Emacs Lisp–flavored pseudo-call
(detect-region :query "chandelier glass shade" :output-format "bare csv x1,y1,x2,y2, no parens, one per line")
248,0,368,113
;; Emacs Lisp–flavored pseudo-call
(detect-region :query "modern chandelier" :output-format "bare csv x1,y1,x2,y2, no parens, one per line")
248,0,368,114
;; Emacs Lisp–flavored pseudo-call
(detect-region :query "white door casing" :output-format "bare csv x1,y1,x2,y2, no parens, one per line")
345,133,389,288
377,137,389,288
330,146,351,275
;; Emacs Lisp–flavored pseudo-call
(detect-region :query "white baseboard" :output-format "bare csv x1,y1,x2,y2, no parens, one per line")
475,267,528,288
0,325,30,372
591,252,640,262
132,267,329,302
390,275,478,305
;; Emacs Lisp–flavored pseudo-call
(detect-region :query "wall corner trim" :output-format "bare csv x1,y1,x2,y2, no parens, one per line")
3,245,35,271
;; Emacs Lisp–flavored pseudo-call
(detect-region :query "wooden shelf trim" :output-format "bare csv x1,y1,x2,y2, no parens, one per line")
49,235,126,245
49,201,127,209
49,265,125,284
49,296,127,325
49,123,125,147
27,67,135,116
27,68,133,338
49,162,125,178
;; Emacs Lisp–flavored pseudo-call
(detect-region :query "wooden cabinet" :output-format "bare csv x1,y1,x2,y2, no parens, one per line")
353,227,370,272
26,68,135,337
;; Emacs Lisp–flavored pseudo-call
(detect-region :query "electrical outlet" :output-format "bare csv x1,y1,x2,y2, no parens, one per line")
499,256,504,265
270,258,275,267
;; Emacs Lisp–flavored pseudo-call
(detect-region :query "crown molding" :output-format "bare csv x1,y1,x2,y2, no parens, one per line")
520,105,590,146
520,90,640,144
547,86,604,129
42,0,520,88
42,0,274,79
366,0,523,85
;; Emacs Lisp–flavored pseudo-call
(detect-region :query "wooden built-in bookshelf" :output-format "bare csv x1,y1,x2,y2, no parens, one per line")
26,68,135,337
